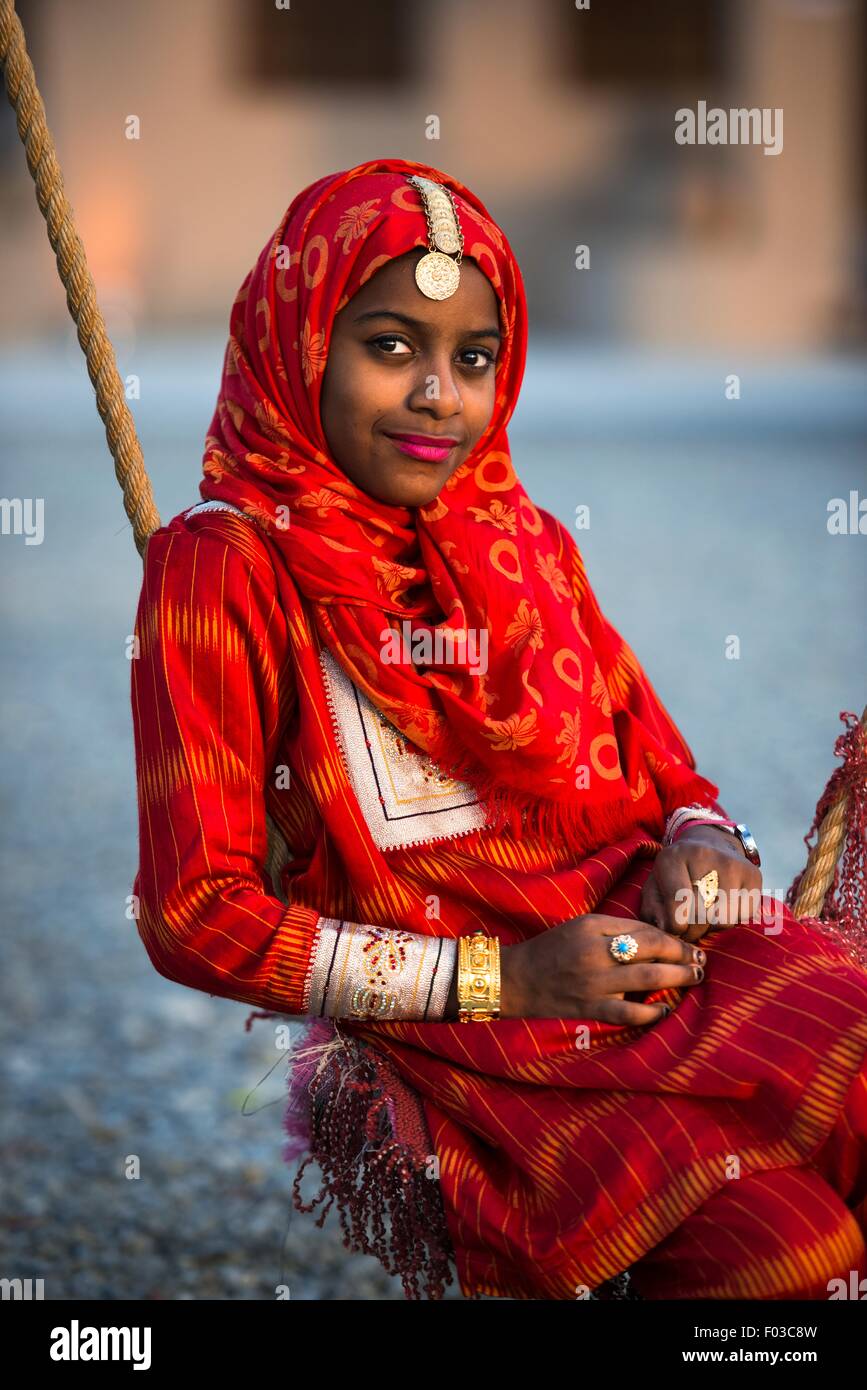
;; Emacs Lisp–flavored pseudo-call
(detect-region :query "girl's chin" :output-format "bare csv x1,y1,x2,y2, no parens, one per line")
370,466,451,508
340,448,463,508
375,485,442,509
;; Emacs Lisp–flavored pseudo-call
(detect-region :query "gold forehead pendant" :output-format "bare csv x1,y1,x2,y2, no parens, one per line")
406,174,464,301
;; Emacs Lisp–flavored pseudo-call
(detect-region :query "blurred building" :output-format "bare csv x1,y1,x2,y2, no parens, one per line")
1,0,865,350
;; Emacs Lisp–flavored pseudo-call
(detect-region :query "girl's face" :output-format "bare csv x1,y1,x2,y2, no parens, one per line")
320,250,501,508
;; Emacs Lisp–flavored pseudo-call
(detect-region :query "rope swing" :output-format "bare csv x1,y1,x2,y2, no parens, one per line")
0,0,160,555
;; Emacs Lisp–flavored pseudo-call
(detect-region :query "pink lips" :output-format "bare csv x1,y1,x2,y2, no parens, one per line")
385,433,459,463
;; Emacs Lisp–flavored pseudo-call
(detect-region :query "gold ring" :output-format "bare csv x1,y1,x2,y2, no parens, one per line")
609,933,639,964
692,869,719,912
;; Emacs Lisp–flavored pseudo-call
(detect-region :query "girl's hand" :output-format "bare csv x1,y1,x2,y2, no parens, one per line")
640,824,764,944
497,913,706,1023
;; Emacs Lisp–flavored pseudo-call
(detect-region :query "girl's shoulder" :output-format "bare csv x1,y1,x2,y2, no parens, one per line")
139,499,287,628
142,499,277,581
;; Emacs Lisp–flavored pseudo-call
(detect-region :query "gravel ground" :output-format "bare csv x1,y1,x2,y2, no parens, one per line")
1,341,864,1300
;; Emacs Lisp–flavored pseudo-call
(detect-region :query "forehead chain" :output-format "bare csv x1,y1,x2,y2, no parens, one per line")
405,175,464,301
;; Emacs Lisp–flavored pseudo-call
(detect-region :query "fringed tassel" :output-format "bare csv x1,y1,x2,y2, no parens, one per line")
404,735,648,857
787,709,867,970
282,1021,455,1301
282,1018,347,1162
403,706,723,859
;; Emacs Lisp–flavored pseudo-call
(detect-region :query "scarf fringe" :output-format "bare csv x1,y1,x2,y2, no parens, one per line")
416,726,714,859
281,1019,455,1301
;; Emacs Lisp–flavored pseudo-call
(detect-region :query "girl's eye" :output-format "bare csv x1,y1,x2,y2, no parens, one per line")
371,334,412,355
459,348,495,371
368,335,495,370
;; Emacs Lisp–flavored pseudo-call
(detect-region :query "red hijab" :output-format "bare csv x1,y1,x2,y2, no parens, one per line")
198,156,718,854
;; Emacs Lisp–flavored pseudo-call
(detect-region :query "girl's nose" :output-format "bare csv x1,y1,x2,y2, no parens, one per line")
408,357,463,416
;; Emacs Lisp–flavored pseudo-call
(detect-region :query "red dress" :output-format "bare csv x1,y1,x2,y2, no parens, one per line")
130,503,867,1300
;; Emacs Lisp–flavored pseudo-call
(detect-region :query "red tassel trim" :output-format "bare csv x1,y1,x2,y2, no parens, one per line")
282,1022,456,1301
786,710,867,969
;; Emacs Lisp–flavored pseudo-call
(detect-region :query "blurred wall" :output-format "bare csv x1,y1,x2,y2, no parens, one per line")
1,0,864,350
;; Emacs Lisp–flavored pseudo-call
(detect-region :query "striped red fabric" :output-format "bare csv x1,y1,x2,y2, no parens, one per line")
348,867,867,1298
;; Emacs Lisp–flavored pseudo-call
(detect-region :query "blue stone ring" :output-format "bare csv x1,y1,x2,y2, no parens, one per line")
609,933,640,964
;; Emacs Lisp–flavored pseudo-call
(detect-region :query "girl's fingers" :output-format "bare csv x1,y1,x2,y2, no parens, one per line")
652,849,761,936
597,922,703,968
607,959,704,994
639,876,666,931
680,851,761,927
678,851,729,928
717,873,765,924
650,854,697,935
592,997,673,1028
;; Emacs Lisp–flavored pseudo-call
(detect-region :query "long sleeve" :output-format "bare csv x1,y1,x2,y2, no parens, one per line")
554,515,728,820
130,519,322,1015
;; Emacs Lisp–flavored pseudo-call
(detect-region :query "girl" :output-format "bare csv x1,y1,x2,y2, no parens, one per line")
130,157,867,1301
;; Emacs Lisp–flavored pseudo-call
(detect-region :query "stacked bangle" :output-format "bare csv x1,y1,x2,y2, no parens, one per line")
663,803,736,846
457,931,501,1022
663,803,761,867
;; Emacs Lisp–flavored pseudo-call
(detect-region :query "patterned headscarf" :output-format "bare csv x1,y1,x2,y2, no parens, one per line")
198,156,717,851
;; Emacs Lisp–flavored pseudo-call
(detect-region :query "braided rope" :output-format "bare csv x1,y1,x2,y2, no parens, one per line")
0,0,160,555
792,787,849,915
0,0,860,920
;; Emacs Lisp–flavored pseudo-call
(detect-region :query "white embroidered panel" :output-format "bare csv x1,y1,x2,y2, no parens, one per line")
319,647,488,852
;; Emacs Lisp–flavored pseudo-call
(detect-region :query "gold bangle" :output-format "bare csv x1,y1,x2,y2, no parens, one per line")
457,931,500,1021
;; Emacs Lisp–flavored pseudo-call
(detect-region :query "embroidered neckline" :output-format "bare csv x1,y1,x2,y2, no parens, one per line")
317,644,488,851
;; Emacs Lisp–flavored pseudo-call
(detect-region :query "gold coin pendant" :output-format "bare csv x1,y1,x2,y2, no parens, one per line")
415,251,460,300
